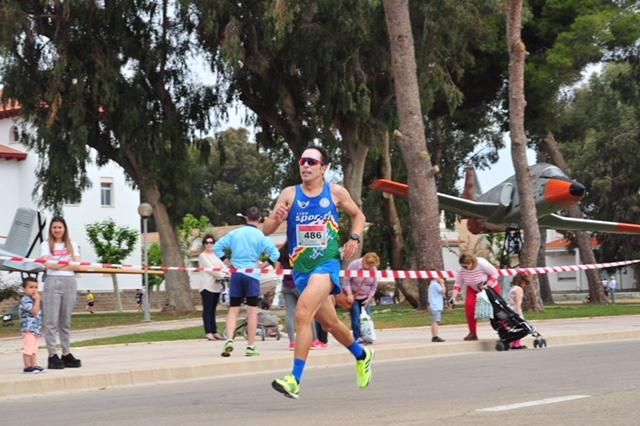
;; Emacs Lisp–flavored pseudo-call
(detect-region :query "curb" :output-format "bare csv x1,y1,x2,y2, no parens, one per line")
2,329,640,400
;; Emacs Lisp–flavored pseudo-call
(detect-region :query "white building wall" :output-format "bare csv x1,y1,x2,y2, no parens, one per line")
0,117,143,292
544,231,635,291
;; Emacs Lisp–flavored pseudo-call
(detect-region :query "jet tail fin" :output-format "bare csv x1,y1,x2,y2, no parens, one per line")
463,164,482,200
0,208,38,256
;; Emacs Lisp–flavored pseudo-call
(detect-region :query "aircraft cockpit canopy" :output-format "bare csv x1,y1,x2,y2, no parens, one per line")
533,164,569,180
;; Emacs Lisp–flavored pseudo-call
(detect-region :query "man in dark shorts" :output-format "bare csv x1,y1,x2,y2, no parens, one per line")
214,207,280,357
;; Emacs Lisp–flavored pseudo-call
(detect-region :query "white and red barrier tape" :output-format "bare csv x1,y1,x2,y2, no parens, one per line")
2,255,638,279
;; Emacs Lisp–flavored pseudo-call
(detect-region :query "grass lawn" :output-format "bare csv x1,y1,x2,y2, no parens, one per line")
0,311,201,340
71,301,640,348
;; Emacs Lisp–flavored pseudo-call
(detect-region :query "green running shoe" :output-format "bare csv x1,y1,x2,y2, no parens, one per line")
221,339,234,357
356,347,374,389
272,374,300,399
245,346,260,357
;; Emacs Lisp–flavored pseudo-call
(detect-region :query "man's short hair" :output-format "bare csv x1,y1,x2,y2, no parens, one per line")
305,144,330,165
245,206,262,222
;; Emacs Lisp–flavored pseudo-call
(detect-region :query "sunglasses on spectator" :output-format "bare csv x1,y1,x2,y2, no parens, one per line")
460,264,471,269
204,241,215,245
299,157,323,167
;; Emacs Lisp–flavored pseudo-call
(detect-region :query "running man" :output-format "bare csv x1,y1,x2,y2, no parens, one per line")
263,145,372,399
214,206,279,357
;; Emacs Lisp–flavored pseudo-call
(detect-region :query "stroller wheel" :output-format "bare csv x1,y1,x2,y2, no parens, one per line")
533,339,539,348
540,338,547,348
495,341,507,352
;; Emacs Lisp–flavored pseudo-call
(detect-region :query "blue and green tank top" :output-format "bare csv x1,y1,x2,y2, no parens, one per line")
287,182,341,273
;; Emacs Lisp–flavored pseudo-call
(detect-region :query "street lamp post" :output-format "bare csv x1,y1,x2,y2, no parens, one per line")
138,202,154,322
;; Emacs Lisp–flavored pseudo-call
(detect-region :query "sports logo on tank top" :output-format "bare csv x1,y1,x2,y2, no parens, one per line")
297,200,310,209
319,197,330,208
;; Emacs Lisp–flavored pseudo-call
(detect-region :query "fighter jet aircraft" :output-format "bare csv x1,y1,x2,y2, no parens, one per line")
0,208,46,274
370,163,640,236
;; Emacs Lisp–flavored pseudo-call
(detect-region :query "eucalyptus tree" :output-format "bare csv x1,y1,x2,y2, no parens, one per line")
505,0,544,311
190,128,283,225
521,0,640,303
0,1,219,311
556,62,640,289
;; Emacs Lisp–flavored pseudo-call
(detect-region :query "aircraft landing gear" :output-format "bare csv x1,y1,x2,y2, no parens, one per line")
499,228,523,268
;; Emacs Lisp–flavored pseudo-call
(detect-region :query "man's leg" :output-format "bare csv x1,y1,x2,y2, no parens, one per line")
222,303,241,357
272,275,331,398
225,306,240,339
246,304,258,347
282,291,298,343
292,275,333,362
314,295,374,389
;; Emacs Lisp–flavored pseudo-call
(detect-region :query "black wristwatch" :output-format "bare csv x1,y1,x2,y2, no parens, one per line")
349,233,361,244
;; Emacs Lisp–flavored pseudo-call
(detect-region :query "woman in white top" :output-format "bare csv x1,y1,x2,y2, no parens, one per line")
198,234,227,341
40,216,82,369
449,253,501,341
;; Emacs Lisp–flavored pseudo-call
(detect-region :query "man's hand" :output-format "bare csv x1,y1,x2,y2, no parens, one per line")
341,239,359,261
258,261,272,270
275,203,289,223
363,297,371,308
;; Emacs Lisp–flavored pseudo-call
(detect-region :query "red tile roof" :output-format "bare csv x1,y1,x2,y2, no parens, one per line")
0,92,22,119
546,236,600,251
0,144,27,161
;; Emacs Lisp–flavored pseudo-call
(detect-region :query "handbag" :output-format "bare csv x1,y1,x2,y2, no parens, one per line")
359,310,377,342
475,290,494,320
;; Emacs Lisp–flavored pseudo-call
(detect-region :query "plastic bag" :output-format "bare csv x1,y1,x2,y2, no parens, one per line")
475,290,494,320
360,310,377,342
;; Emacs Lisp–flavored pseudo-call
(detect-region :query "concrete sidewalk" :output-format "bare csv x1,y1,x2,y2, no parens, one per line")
1,315,640,399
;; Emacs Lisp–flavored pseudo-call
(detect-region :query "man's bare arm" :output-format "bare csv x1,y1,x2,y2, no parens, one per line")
262,186,295,235
332,184,366,260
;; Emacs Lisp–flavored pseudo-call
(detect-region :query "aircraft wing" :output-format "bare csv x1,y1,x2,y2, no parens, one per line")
369,179,503,219
539,213,640,235
0,247,45,274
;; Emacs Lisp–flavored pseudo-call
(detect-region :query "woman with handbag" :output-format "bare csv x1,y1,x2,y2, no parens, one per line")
343,252,380,343
198,234,227,341
449,253,501,341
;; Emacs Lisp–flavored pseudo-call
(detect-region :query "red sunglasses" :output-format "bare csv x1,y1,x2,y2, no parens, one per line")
299,157,323,166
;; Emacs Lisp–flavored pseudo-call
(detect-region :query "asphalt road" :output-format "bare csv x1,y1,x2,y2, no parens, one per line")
2,340,639,425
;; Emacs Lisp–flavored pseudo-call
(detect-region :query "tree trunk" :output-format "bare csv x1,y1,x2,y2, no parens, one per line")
507,0,543,311
342,140,369,209
111,274,123,312
142,185,194,312
541,132,608,303
339,120,368,260
383,0,444,311
381,130,418,307
537,227,554,304
534,151,554,304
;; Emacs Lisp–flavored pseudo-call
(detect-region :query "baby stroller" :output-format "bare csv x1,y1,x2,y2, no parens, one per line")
484,286,547,351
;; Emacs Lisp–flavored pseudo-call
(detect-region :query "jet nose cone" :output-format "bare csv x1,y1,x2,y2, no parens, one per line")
570,182,585,198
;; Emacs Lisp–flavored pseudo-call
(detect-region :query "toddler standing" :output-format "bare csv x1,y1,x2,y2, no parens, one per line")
19,277,44,373
428,278,446,342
